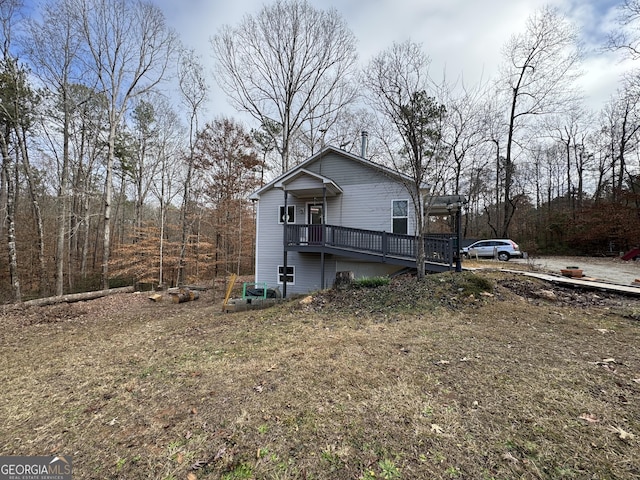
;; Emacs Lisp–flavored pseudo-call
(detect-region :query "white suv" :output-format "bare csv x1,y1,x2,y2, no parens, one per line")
461,239,523,261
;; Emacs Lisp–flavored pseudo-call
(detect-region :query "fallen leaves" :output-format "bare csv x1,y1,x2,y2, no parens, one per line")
595,358,619,372
608,426,635,441
579,413,599,424
430,424,443,434
580,415,635,442
502,452,519,464
190,447,227,472
595,328,615,334
299,295,313,305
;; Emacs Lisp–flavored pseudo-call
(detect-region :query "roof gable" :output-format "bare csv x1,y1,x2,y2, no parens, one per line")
250,146,419,200
274,168,343,197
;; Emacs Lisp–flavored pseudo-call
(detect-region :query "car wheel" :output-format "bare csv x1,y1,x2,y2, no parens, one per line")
498,252,510,261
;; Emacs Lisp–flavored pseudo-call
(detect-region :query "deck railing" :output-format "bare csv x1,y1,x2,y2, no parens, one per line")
285,224,456,266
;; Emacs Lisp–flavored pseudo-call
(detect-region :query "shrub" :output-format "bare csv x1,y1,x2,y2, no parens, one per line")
353,276,390,288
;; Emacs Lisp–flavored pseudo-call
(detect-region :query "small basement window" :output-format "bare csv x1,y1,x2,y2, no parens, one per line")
278,265,295,284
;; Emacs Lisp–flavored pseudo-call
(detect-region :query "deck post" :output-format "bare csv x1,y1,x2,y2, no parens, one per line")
282,189,288,298
382,231,387,261
321,186,326,289
455,207,462,272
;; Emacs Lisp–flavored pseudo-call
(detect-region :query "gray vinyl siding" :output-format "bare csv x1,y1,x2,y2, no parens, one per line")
254,149,418,295
254,188,290,288
305,152,393,186
325,183,415,234
287,175,323,192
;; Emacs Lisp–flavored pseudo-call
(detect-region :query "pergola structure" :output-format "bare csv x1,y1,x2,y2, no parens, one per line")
426,195,467,272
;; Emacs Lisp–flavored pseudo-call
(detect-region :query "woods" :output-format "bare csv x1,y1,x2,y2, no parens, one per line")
1,0,640,302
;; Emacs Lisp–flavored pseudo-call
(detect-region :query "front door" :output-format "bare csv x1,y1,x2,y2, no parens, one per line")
308,204,323,244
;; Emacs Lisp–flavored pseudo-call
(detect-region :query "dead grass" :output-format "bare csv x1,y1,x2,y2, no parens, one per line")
1,272,639,479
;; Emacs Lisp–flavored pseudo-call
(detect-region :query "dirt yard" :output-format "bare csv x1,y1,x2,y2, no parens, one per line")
1,271,639,479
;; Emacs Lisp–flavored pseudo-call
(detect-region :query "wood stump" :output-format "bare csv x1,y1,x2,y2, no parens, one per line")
170,287,200,303
334,271,354,289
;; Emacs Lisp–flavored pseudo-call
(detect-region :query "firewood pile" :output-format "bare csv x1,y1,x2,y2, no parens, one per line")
148,287,201,303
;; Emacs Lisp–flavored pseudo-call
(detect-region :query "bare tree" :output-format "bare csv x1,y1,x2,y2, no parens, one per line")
212,0,358,173
148,99,182,287
177,48,208,285
608,0,640,59
542,105,595,213
363,41,448,280
598,78,640,201
128,97,162,231
441,79,490,195
76,0,177,289
66,84,108,281
497,6,582,236
23,0,86,295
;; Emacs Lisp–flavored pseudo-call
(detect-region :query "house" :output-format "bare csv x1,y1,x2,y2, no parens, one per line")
249,143,457,297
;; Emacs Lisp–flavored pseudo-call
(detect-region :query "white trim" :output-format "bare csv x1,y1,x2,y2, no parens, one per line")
391,199,409,234
277,265,295,285
278,205,296,224
306,201,326,224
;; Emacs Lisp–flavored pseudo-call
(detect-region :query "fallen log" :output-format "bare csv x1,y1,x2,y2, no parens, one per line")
170,288,200,304
21,286,135,308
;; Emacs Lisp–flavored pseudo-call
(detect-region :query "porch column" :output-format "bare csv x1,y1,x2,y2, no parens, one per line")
455,207,462,272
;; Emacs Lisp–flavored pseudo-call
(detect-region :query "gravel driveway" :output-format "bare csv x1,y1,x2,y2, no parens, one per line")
510,256,640,286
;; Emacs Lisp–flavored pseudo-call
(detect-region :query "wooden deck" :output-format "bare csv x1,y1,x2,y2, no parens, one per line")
285,224,458,273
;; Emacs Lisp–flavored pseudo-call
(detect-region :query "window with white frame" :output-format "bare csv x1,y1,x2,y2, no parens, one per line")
392,200,408,234
278,205,295,224
277,265,295,284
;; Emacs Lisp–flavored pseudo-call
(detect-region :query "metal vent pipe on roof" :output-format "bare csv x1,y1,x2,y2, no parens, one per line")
361,130,368,158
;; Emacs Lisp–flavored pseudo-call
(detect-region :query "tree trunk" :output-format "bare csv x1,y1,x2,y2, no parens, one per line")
101,121,116,290
20,286,135,308
177,158,193,285
1,140,21,302
56,94,71,296
17,127,48,297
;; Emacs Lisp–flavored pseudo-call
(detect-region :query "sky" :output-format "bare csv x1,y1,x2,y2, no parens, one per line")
153,0,635,122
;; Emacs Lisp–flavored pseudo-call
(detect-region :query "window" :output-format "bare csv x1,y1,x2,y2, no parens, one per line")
392,200,408,234
278,205,295,224
277,265,295,284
